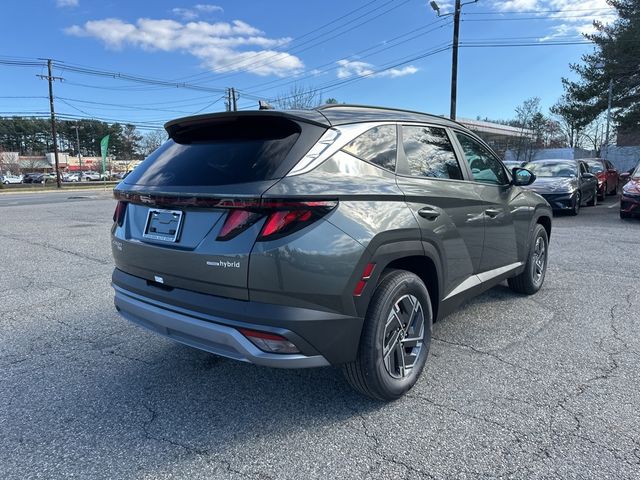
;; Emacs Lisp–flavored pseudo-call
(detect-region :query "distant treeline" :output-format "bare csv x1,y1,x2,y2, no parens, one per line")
0,117,166,159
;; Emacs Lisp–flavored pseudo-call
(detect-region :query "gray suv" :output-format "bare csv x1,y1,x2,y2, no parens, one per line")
111,105,552,400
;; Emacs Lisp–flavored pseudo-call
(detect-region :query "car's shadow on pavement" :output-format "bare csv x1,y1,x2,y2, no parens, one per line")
92,334,387,457
88,283,526,455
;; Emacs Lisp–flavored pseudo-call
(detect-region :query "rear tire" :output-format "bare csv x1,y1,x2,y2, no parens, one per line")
342,270,432,401
508,224,548,295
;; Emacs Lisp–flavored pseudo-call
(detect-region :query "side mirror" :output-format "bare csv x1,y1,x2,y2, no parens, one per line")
581,172,596,179
512,167,536,186
620,172,630,182
608,168,618,174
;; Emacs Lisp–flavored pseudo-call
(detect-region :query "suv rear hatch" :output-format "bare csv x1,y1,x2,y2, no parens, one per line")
112,112,328,300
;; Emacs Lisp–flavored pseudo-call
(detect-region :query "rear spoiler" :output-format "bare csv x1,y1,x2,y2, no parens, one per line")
164,110,331,140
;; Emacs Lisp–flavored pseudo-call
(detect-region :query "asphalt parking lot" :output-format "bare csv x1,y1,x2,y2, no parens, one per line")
1,190,639,479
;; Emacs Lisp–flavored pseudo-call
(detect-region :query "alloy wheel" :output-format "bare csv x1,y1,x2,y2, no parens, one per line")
532,236,546,285
382,294,425,379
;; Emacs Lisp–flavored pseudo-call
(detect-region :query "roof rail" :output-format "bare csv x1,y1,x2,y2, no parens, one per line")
316,103,444,117
316,103,463,126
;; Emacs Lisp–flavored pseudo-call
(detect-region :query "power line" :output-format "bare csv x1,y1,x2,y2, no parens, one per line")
172,0,387,82
187,0,413,85
239,18,452,95
461,13,620,22
51,61,227,93
57,97,200,114
464,7,616,15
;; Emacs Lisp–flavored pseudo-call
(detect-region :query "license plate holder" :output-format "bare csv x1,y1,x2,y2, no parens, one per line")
143,208,184,243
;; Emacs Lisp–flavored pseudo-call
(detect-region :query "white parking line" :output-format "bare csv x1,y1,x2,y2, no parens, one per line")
608,202,620,209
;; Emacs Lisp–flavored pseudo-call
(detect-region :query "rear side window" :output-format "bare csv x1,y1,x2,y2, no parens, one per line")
342,125,397,172
124,116,306,187
402,125,463,180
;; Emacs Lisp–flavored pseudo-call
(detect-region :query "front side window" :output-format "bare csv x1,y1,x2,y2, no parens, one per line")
455,132,508,185
342,125,397,171
402,126,463,180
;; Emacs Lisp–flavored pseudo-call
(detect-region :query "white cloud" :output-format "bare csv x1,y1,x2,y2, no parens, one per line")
56,0,78,7
195,4,223,13
65,17,303,77
491,0,616,41
336,60,418,79
495,0,539,11
172,4,223,20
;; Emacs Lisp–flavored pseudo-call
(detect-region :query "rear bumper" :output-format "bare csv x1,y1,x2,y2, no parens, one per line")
112,269,363,367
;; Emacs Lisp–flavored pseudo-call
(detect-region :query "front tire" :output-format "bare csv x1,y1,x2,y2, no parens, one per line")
508,224,549,295
343,270,432,401
587,187,598,206
569,192,581,216
598,184,606,201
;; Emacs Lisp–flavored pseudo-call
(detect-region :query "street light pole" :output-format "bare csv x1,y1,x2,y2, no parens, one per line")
604,78,613,159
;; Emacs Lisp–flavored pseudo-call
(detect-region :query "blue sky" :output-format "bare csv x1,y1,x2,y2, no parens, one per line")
0,0,616,130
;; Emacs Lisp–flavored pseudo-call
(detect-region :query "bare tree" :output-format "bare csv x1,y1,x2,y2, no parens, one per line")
139,129,167,157
581,115,612,154
513,97,541,163
274,85,321,110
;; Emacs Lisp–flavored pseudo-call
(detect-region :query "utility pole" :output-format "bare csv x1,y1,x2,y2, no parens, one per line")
431,0,477,121
37,59,63,188
225,88,231,112
450,0,461,121
604,78,613,159
231,87,238,112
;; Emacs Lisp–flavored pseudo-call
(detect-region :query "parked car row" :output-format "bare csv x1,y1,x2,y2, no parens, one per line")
2,171,126,185
516,157,639,220
2,174,24,184
522,159,600,215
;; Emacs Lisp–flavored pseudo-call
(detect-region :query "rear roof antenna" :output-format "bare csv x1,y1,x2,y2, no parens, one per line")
259,100,274,110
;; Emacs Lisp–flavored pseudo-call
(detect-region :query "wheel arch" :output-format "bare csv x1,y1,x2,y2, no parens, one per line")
355,240,443,322
536,214,552,240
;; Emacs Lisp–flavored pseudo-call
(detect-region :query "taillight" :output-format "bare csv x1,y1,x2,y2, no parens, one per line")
217,210,262,241
238,328,300,354
113,201,127,226
216,199,337,241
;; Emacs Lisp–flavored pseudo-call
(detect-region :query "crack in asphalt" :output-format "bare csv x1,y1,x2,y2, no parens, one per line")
139,404,275,480
353,411,436,480
0,232,111,265
432,336,539,376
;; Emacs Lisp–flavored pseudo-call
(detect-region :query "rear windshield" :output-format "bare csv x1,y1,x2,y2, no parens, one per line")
124,116,305,187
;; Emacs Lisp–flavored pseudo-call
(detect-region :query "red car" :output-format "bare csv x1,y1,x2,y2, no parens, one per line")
620,163,640,219
584,158,619,200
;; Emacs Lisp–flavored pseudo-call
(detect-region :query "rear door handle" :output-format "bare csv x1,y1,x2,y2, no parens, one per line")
418,207,440,220
484,209,501,218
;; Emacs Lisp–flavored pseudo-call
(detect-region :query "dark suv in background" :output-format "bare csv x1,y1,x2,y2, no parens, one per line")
111,105,552,400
